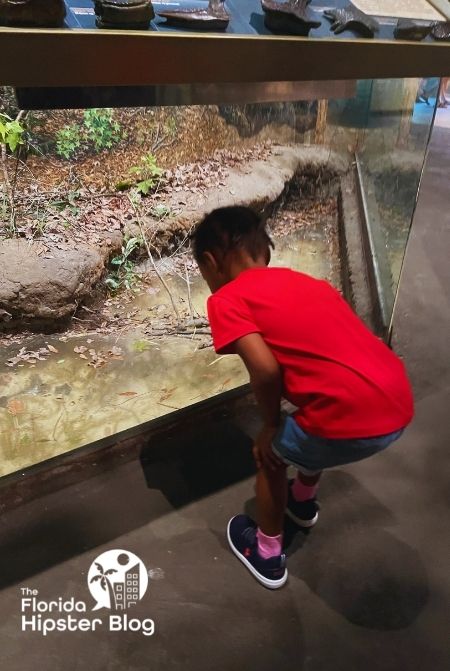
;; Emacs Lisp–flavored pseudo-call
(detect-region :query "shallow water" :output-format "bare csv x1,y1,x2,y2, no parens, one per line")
0,218,340,478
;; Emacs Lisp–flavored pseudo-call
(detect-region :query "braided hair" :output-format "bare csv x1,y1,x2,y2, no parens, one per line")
191,206,274,264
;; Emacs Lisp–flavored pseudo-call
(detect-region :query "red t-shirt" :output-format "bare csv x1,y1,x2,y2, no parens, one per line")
207,267,414,439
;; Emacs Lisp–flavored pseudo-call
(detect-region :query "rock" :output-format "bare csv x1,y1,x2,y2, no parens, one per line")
0,0,66,27
0,232,122,331
126,145,349,257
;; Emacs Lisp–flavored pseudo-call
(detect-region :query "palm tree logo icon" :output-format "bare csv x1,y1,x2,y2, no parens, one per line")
90,561,118,610
87,550,149,611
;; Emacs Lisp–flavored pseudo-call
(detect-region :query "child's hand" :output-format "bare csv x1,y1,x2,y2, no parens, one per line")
253,426,284,471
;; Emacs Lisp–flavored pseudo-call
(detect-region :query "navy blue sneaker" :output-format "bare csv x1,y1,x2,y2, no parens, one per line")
285,479,319,528
227,515,287,589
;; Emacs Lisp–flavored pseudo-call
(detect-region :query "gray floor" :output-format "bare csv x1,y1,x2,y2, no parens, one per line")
1,121,449,670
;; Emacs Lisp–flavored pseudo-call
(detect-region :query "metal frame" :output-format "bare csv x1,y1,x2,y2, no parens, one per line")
1,28,449,87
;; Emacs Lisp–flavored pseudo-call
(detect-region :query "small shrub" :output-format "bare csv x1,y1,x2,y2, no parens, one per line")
150,204,172,220
128,153,164,195
0,113,25,152
55,124,81,159
105,237,141,293
55,108,121,159
83,108,121,152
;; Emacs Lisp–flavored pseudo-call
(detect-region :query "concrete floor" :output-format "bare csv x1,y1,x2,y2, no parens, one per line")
1,121,449,670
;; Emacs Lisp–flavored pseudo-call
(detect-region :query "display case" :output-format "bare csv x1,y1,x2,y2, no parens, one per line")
0,0,448,486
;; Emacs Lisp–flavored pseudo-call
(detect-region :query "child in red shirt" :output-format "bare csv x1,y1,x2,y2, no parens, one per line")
191,206,414,590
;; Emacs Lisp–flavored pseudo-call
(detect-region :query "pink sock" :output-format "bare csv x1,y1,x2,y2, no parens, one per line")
256,528,283,559
291,476,318,502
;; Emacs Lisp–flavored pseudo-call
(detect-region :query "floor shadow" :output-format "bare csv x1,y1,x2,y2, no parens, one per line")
0,417,256,589
285,470,429,630
140,418,256,508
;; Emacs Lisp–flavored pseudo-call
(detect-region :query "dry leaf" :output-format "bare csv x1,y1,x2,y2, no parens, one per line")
159,387,176,402
7,399,25,416
47,344,58,353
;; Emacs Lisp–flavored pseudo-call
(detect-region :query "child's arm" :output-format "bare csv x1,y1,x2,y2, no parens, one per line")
235,333,284,470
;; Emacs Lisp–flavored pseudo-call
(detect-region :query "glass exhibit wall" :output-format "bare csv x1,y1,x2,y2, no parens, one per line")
0,80,433,477
357,78,437,328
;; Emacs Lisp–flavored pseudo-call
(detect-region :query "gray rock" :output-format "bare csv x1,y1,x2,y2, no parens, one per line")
0,233,122,331
127,145,349,256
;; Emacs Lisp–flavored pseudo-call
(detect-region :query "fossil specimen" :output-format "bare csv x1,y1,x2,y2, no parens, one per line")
157,0,230,31
0,0,66,27
261,0,321,36
394,19,431,41
431,21,450,41
324,3,379,38
94,0,155,29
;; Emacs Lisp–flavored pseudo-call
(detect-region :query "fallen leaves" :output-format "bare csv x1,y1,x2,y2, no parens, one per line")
5,346,52,368
7,399,25,415
159,387,176,402
73,344,123,368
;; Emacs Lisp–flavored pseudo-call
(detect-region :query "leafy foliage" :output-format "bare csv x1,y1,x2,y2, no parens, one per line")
128,153,164,195
55,109,121,159
105,237,141,293
0,113,25,152
49,190,80,216
150,203,172,220
83,109,121,152
55,125,81,159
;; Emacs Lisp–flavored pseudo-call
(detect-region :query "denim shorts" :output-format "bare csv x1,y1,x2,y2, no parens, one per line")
272,415,405,475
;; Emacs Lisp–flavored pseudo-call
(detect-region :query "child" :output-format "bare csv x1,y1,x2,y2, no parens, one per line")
191,206,414,590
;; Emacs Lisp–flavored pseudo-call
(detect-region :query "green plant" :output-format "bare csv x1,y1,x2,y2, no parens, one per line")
0,113,25,152
129,153,164,195
55,124,81,159
105,237,141,292
83,108,121,152
54,109,121,159
132,339,152,353
150,204,172,220
50,190,80,216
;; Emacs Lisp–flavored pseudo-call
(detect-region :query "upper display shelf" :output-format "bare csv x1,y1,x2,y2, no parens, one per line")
1,0,449,87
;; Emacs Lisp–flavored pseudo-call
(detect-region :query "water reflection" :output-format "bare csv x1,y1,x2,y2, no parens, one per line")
0,225,340,477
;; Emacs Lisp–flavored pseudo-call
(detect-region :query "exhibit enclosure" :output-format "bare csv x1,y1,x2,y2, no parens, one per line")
0,0,448,481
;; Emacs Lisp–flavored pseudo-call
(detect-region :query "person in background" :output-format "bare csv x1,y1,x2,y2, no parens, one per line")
438,77,449,108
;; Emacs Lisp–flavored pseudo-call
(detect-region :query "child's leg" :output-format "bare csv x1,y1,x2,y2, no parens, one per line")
256,462,288,535
255,461,287,558
291,470,321,502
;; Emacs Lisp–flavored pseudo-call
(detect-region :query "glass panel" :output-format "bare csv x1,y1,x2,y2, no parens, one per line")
358,78,437,327
0,80,432,476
